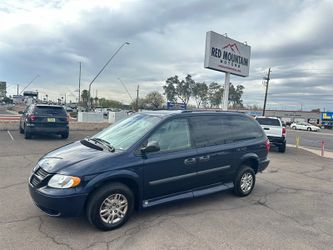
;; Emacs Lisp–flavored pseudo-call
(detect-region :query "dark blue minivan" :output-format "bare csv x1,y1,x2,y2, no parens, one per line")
29,111,270,230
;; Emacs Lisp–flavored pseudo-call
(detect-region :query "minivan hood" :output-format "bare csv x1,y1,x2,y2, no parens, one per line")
37,141,113,174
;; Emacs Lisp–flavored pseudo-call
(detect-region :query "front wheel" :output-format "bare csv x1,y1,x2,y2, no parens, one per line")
292,126,296,130
19,125,24,134
233,166,256,197
86,183,134,231
307,127,312,131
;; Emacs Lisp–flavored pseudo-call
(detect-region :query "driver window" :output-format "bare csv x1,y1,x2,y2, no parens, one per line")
147,118,191,153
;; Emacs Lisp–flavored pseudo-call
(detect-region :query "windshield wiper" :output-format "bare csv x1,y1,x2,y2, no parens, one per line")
90,138,115,152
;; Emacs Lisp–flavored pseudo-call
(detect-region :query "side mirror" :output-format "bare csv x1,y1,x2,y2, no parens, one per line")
141,141,160,154
18,111,23,114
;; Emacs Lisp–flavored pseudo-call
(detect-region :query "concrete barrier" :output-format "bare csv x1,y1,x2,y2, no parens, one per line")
108,111,128,123
0,121,110,131
78,112,106,123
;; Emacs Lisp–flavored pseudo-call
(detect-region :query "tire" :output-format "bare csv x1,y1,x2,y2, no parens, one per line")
292,126,296,130
86,183,134,231
61,131,69,139
24,126,32,139
233,166,256,197
307,127,311,131
19,125,24,134
278,142,286,153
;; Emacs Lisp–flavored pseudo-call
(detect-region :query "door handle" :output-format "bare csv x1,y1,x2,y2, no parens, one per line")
199,155,210,162
264,128,270,130
184,158,196,166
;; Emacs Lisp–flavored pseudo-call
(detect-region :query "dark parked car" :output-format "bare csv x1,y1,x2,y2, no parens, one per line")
19,104,69,139
29,111,270,230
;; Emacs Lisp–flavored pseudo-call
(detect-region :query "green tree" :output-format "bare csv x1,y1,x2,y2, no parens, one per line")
144,91,164,109
176,74,194,105
229,83,244,108
81,89,89,107
192,82,208,108
98,98,123,109
130,98,146,110
208,82,223,108
163,76,178,102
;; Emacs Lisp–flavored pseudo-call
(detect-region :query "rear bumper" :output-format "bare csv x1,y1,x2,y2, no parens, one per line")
258,158,270,172
268,136,286,146
26,124,68,134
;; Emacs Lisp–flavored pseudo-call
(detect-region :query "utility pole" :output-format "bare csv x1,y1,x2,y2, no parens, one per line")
262,68,271,116
136,85,139,112
78,62,81,105
17,84,19,95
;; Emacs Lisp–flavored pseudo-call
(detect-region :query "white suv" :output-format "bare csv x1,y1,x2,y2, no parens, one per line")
255,117,286,153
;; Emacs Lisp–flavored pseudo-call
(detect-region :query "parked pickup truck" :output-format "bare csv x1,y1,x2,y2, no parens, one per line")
255,116,286,153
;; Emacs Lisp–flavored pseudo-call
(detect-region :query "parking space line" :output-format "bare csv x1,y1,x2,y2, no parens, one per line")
7,130,14,141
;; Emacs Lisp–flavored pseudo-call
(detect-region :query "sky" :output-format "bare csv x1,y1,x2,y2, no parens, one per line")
0,0,332,111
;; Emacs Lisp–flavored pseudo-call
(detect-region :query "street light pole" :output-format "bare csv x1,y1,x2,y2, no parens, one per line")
88,42,130,110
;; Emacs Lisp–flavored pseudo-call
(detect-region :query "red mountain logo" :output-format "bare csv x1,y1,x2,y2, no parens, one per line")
223,43,240,54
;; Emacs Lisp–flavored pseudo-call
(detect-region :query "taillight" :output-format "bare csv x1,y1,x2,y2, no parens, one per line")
265,139,270,153
28,115,37,122
282,127,286,137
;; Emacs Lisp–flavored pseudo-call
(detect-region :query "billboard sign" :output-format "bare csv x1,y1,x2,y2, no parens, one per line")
167,102,187,110
321,112,333,120
204,31,251,77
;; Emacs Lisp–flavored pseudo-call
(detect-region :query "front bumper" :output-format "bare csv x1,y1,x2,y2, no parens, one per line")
258,158,270,172
29,184,87,217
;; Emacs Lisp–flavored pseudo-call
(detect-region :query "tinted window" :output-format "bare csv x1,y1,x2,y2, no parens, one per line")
191,115,263,147
34,106,66,116
222,115,264,143
147,118,191,152
190,116,225,147
256,118,280,126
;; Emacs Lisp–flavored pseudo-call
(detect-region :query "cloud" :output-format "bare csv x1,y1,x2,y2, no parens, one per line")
0,0,332,110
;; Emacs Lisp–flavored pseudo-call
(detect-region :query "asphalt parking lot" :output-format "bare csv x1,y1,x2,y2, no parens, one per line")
1,130,333,250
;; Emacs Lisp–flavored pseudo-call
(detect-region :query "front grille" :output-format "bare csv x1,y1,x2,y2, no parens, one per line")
35,167,48,178
30,167,50,187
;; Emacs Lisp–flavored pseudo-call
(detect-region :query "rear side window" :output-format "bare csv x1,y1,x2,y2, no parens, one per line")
221,115,264,143
191,115,264,148
256,118,280,126
190,116,225,147
34,106,67,116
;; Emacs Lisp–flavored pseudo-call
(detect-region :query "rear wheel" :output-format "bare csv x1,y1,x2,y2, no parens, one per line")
292,126,296,130
278,142,286,153
307,127,311,131
24,126,31,139
86,183,134,231
61,131,69,139
233,166,256,197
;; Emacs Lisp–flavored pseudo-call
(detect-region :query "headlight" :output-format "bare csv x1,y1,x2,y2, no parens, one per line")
48,174,81,189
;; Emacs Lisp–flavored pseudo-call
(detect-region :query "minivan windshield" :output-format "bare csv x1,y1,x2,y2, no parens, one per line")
92,113,161,150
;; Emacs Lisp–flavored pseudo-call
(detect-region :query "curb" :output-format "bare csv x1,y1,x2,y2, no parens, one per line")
287,144,333,159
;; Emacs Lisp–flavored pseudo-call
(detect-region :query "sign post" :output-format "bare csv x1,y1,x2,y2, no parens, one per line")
204,31,251,110
222,73,230,110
